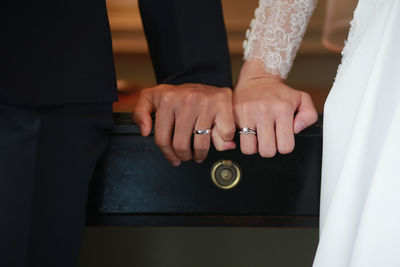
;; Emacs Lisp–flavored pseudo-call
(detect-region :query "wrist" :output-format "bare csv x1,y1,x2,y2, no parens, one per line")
235,60,285,92
238,60,285,83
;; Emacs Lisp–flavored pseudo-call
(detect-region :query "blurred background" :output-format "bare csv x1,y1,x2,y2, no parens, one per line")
108,0,343,114
79,0,344,266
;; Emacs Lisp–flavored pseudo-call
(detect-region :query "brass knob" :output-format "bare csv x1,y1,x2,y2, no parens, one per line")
211,160,241,189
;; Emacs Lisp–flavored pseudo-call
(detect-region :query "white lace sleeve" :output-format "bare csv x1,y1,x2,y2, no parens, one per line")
243,0,318,79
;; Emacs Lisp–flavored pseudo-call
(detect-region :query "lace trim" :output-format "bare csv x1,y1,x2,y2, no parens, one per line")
243,0,318,79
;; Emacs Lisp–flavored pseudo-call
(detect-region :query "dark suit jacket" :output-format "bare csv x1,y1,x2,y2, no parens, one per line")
0,0,232,106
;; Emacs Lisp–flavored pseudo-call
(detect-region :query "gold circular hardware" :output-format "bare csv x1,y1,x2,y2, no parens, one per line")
211,160,241,190
220,169,233,180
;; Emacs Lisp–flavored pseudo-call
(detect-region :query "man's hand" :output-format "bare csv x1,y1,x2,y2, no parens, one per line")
133,84,236,166
233,60,318,157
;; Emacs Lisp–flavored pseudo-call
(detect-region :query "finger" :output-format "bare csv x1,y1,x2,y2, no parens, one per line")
212,125,236,152
154,107,181,167
239,125,258,155
294,92,319,134
235,105,257,155
257,119,277,158
193,115,213,163
173,109,197,161
132,89,154,137
275,113,295,154
211,131,236,151
214,101,236,142
212,102,236,151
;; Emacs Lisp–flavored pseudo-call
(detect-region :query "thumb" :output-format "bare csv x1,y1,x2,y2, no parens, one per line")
293,92,318,134
132,89,154,136
212,130,236,151
212,110,236,151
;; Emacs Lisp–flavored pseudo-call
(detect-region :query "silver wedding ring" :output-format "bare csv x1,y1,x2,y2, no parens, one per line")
193,129,212,135
238,127,257,135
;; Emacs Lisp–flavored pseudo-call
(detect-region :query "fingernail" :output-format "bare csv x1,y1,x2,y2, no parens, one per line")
195,159,204,164
294,121,305,134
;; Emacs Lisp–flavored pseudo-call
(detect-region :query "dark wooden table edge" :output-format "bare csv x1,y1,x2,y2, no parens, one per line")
86,215,319,228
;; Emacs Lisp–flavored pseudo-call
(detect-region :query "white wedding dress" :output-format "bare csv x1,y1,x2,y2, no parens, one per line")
244,0,400,266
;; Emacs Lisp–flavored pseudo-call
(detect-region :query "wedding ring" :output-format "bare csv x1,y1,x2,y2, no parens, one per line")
238,127,257,135
193,129,212,135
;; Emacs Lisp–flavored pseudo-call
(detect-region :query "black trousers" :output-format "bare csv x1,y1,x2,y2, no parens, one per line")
0,102,113,267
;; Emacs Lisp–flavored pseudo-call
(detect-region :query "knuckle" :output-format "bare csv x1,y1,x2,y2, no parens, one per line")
220,127,235,139
172,142,191,160
194,150,208,161
241,146,257,155
164,155,178,163
278,143,295,155
181,155,192,162
181,153,193,161
182,91,199,106
194,156,206,163
233,101,244,113
154,110,166,121
272,102,293,115
259,149,276,158
172,141,185,152
160,91,174,104
279,147,294,155
216,88,232,99
194,142,209,152
275,101,293,112
234,101,253,114
194,148,207,156
258,101,271,113
174,149,191,161
154,136,169,148
259,143,277,158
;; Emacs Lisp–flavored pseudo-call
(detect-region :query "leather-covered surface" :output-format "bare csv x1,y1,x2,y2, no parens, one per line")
88,113,322,226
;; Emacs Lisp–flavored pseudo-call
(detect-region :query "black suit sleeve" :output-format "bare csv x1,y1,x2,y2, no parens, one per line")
138,0,233,88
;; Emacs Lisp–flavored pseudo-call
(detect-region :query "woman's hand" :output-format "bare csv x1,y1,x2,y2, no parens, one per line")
133,83,236,166
233,60,318,157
